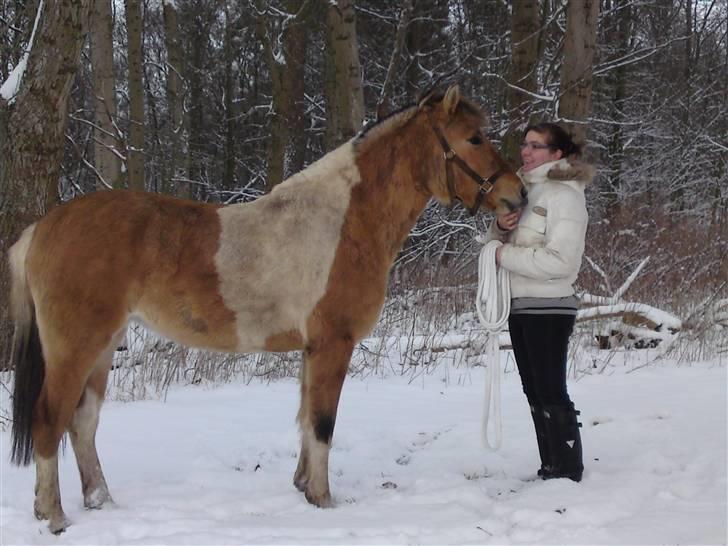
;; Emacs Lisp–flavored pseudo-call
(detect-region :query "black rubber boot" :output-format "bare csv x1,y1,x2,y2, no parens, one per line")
529,405,553,478
542,404,583,482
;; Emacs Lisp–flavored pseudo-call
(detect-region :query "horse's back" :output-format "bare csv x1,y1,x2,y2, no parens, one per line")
24,190,239,351
20,140,370,354
28,190,216,293
20,177,357,353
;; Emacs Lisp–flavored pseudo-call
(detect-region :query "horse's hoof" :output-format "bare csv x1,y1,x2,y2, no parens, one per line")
293,476,307,492
48,515,70,535
35,499,69,532
34,502,51,521
84,488,113,510
304,488,333,508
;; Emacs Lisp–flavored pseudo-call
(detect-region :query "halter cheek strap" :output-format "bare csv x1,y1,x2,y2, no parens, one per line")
431,125,506,216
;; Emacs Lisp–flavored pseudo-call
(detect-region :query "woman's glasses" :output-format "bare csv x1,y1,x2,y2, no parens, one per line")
520,142,553,150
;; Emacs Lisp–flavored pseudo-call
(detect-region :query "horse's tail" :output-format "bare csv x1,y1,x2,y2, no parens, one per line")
8,224,44,466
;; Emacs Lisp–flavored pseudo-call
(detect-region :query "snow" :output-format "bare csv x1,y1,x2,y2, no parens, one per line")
1,354,725,545
0,56,27,103
0,0,43,103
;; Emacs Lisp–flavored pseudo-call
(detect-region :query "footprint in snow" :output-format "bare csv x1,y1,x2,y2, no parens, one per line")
395,428,453,465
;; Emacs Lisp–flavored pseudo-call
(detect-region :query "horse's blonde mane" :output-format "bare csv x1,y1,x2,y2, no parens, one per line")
354,96,488,157
354,105,421,153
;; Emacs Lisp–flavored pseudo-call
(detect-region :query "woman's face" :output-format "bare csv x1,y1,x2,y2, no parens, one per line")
520,130,563,172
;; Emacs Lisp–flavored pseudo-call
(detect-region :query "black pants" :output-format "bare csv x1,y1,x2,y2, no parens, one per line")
508,313,575,408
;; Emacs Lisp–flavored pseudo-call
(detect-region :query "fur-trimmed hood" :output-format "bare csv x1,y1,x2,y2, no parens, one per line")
547,158,595,184
518,158,595,189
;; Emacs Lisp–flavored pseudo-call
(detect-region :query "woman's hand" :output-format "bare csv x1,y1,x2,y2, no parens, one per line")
496,210,521,231
495,210,520,265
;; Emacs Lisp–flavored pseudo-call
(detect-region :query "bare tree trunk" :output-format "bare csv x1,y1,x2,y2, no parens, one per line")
322,8,339,153
185,0,207,200
90,0,122,189
162,0,186,196
255,0,313,191
0,0,91,365
375,0,412,121
502,0,540,165
325,0,364,140
605,0,632,216
683,0,694,128
125,0,145,189
283,0,308,178
222,5,237,191
404,0,447,99
222,5,237,192
255,12,288,191
558,0,599,150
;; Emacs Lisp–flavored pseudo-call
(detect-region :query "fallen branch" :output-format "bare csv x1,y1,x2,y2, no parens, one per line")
577,302,682,331
578,257,684,350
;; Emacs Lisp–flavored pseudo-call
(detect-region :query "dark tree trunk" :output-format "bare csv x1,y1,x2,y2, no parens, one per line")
162,0,186,196
502,0,540,166
125,0,145,189
90,0,122,189
0,0,92,366
558,0,599,149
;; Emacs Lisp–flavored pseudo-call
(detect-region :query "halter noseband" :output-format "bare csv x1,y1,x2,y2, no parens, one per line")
431,124,507,216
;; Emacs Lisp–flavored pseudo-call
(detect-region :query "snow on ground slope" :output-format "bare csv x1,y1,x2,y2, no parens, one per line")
1,358,726,545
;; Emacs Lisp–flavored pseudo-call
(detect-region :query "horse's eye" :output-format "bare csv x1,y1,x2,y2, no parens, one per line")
468,135,483,145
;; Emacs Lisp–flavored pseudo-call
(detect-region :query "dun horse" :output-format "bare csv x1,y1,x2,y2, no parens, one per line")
8,85,527,533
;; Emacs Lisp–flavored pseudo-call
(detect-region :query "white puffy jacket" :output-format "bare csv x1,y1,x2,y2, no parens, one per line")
486,158,593,298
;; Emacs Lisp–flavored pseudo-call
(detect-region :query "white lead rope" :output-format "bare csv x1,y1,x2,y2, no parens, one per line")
475,238,511,450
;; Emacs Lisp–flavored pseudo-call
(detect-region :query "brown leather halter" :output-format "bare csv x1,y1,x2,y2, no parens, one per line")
431,125,507,216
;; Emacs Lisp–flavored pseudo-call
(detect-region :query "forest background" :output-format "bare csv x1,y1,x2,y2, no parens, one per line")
0,0,726,371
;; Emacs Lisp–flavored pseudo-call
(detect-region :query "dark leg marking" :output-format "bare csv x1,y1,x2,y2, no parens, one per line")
314,414,335,444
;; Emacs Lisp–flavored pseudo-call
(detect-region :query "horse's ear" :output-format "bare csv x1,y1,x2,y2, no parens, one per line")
443,85,460,116
417,83,460,113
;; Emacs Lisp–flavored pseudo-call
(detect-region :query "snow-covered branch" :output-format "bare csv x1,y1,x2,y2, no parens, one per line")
614,257,650,301
577,302,682,331
0,0,44,103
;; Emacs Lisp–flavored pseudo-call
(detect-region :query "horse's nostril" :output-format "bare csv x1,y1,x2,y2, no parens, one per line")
521,187,528,199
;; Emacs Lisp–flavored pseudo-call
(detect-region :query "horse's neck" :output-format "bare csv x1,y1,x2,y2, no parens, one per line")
352,133,433,261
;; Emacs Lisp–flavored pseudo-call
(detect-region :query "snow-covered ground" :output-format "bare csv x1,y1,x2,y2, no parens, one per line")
1,353,726,545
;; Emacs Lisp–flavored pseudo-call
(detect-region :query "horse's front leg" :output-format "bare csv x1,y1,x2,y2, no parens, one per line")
293,358,309,493
295,335,353,508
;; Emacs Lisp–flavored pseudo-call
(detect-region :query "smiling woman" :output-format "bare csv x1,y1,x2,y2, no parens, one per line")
519,136,561,171
519,124,582,173
487,121,595,483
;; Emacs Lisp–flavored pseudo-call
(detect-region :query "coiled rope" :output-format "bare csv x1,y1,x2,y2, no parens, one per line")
475,238,511,450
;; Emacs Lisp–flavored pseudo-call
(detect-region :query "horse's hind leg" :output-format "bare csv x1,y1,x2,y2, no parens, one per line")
68,330,124,509
32,362,90,534
295,335,353,508
33,325,124,533
34,454,65,533
69,379,111,510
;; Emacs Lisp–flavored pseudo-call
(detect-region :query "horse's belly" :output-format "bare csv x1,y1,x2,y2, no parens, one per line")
131,303,240,353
